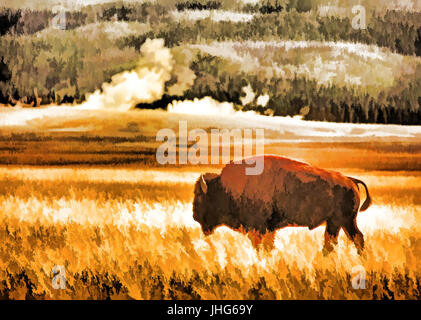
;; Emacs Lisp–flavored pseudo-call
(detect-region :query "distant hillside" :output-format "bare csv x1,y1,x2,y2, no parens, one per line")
180,41,421,124
0,0,421,124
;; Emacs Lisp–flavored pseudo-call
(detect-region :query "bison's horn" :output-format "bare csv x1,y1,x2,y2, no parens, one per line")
200,174,208,194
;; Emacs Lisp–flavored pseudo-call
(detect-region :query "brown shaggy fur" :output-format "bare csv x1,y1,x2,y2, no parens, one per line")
193,155,371,253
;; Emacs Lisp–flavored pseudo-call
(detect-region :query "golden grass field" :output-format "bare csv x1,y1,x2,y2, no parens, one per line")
0,107,421,300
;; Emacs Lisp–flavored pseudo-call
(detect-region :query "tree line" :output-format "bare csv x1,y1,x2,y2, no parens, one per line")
1,1,421,124
184,53,421,124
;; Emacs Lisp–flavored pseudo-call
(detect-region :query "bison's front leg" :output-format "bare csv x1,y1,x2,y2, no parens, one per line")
248,230,275,251
247,230,263,249
261,231,275,251
323,219,341,255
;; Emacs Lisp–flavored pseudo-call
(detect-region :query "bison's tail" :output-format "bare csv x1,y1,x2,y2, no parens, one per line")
348,177,372,212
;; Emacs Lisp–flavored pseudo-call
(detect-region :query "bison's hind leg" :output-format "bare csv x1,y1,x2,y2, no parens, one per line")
323,219,341,256
248,230,275,252
247,230,261,249
343,218,364,255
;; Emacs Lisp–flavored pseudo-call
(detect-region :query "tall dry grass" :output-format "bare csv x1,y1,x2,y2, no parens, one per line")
0,165,420,299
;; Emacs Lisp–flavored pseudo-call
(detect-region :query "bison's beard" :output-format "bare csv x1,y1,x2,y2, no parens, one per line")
203,228,213,236
193,211,213,236
200,222,217,236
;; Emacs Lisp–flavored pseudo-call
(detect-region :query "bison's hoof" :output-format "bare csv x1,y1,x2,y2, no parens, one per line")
322,246,334,256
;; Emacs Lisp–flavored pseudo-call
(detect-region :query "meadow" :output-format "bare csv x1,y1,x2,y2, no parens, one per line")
0,107,420,299
1,0,421,300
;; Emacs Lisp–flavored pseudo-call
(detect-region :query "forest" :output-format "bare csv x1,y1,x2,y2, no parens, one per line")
0,0,421,123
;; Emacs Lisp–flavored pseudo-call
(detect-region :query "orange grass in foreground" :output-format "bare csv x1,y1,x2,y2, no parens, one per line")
0,166,420,300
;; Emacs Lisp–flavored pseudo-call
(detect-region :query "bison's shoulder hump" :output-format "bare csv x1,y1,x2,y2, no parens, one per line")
219,155,300,202
219,155,353,201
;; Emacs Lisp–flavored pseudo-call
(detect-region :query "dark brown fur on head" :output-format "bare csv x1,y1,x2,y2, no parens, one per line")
193,173,231,235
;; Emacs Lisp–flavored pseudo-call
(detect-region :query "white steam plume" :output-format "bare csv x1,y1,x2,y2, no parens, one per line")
79,38,174,111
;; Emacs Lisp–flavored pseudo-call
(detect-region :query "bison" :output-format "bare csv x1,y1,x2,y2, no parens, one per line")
193,155,371,254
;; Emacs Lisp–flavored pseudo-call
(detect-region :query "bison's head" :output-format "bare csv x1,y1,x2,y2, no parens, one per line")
193,173,224,235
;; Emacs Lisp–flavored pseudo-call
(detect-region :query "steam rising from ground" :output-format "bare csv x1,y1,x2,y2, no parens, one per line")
2,96,421,141
168,96,258,117
79,39,174,111
165,96,421,140
1,38,421,141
